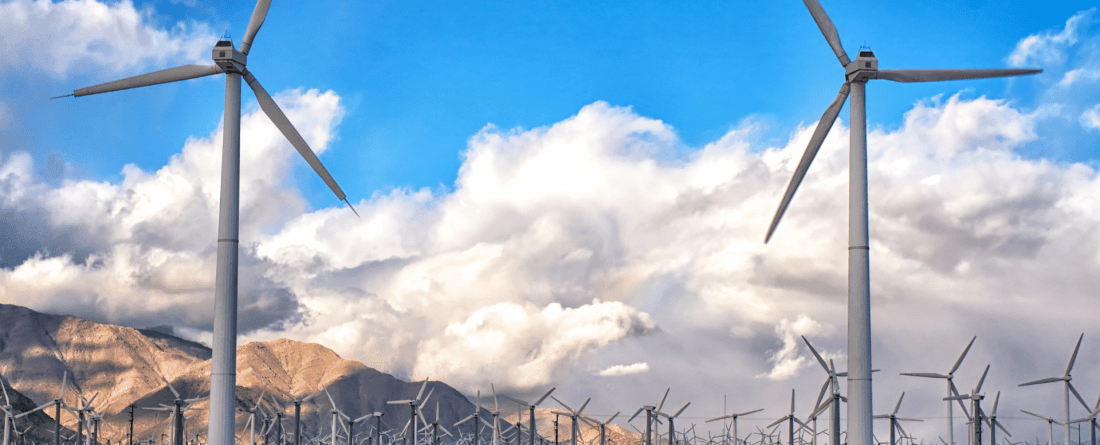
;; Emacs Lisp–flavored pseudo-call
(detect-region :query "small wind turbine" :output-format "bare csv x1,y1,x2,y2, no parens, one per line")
388,380,433,445
1021,411,1061,445
901,336,977,445
630,388,671,445
767,391,807,445
874,393,923,445
455,391,484,445
766,2,1041,444
581,412,620,445
1020,334,1091,445
1070,395,1100,445
707,409,764,445
657,403,691,445
503,387,555,445
980,392,1012,445
55,2,358,443
550,396,590,445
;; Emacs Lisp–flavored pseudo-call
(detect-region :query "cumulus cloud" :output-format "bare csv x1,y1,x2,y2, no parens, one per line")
0,88,342,332
597,363,649,377
1008,8,1097,67
0,0,218,78
1082,104,1100,130
757,315,826,381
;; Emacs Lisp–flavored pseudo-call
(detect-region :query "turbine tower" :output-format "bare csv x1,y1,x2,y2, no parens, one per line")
900,336,977,445
765,3,1041,445
55,2,356,445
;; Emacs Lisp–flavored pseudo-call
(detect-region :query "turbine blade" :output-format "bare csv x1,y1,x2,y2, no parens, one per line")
1069,382,1090,411
994,420,1012,437
606,412,619,424
165,379,181,399
877,68,1042,83
72,64,222,97
802,336,831,373
975,365,990,394
765,82,850,243
577,398,591,416
418,379,429,402
551,396,574,414
455,415,474,427
240,0,272,55
893,393,905,416
809,399,832,420
0,379,9,407
243,71,351,204
674,403,690,418
1067,333,1084,376
950,336,977,375
814,380,829,411
991,391,1001,416
739,408,765,417
534,387,556,407
900,373,948,379
800,0,850,66
1019,377,1064,387
628,407,645,423
657,388,670,414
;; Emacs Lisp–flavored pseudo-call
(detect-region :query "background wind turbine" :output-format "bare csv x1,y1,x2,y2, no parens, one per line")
581,412,619,445
707,409,763,445
56,2,357,444
502,387,555,445
765,3,1040,445
1020,334,1091,445
873,393,922,445
656,403,690,445
767,390,806,445
901,336,977,445
1021,411,1062,445
550,396,590,445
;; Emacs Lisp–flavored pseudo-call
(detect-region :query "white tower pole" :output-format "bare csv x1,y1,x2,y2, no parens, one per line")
847,78,872,445
947,382,954,445
208,71,242,445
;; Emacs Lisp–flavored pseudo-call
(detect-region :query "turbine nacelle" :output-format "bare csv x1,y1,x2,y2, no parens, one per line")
845,50,878,83
212,40,247,74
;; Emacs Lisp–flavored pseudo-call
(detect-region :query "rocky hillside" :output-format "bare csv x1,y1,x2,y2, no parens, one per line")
0,304,506,445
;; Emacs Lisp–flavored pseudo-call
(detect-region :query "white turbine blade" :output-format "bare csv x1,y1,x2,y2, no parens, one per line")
240,0,272,55
439,426,454,437
455,415,475,427
802,337,831,373
1068,382,1090,411
418,407,430,428
69,65,222,98
899,372,948,379
1066,333,1084,376
657,388,670,414
674,403,690,418
577,398,591,416
303,388,325,403
706,414,731,423
975,365,990,394
606,412,619,424
739,408,765,417
491,383,499,412
876,68,1041,83
994,419,1012,437
628,407,645,423
0,379,9,407
790,389,796,413
765,82,850,243
165,379,181,399
809,399,832,420
800,0,850,66
243,71,353,205
1021,410,1051,422
814,380,829,410
551,397,574,414
15,401,55,419
766,416,788,429
950,336,977,375
422,388,435,406
1019,377,1063,386
534,388,556,406
893,393,905,416
60,372,67,402
417,379,430,402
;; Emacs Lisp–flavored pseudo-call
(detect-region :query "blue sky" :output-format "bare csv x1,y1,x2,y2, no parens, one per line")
6,0,1100,443
14,0,1094,205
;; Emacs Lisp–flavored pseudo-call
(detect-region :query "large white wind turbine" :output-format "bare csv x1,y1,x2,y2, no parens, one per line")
55,2,357,445
1020,334,1091,445
765,3,1041,445
900,336,977,445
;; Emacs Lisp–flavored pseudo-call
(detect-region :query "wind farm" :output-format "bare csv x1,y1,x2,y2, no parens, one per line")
2,1,1097,445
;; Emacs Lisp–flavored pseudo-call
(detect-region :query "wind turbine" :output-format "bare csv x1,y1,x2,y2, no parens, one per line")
581,412,620,445
1021,411,1061,445
766,3,1041,445
980,392,1012,445
657,404,691,445
1020,334,1091,445
502,387,555,445
455,392,484,445
767,391,807,445
901,336,977,445
707,409,763,445
873,393,922,445
388,379,433,445
550,396,590,445
55,2,358,444
630,388,671,445
803,336,845,445
1070,395,1100,445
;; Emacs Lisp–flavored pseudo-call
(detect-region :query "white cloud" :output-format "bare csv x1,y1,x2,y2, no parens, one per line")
597,362,649,377
0,0,218,78
1082,104,1100,130
1008,8,1096,67
757,315,826,381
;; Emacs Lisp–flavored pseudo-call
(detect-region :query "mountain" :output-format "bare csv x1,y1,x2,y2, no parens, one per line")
0,304,506,445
